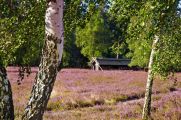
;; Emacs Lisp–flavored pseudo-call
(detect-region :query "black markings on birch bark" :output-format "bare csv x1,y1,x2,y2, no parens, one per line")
22,37,58,120
47,0,57,8
46,34,62,44
22,0,64,119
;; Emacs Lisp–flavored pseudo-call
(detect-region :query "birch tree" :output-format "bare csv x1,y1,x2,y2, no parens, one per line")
142,35,158,119
22,0,64,119
0,1,19,119
125,1,181,119
0,67,14,120
1,0,64,119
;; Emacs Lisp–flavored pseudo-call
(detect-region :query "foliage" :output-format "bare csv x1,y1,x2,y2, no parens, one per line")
107,0,144,59
0,0,180,71
0,17,18,66
126,0,181,77
110,42,127,58
1,0,111,67
0,0,45,67
63,0,111,66
63,0,88,67
75,11,111,59
154,10,181,77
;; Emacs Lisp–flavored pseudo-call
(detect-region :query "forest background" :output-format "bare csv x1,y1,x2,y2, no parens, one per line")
1,0,180,72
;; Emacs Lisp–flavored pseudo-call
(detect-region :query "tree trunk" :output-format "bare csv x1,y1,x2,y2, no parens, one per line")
142,35,159,120
0,67,14,120
22,0,64,119
116,53,119,59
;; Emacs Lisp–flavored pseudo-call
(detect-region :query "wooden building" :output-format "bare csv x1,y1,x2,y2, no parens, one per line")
90,57,131,70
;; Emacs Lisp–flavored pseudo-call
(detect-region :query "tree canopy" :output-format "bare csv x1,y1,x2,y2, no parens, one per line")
0,0,45,66
126,0,181,76
0,0,180,73
76,10,111,59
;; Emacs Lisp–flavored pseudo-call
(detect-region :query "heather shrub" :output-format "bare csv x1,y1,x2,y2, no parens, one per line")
8,68,181,120
114,95,128,102
92,99,105,105
75,99,94,108
152,92,181,120
47,100,63,111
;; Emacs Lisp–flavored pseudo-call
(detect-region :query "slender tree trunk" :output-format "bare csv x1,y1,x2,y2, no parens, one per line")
22,0,64,119
0,67,14,120
142,35,159,120
116,53,119,59
116,42,119,59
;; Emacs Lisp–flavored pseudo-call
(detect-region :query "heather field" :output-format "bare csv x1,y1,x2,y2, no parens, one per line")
7,67,181,120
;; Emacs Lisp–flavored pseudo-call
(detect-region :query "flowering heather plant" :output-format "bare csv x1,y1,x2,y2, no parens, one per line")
152,91,181,120
7,67,181,119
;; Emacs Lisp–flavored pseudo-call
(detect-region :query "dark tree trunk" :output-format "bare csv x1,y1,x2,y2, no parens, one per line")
0,67,14,120
22,0,64,119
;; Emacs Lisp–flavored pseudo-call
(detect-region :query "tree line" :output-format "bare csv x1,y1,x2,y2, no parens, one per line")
1,0,181,70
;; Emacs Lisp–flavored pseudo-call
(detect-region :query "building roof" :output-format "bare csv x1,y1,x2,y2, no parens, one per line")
92,58,131,66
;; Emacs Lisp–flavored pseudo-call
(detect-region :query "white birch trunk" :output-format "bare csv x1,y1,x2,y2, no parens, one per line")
142,35,159,119
22,0,64,119
45,0,64,63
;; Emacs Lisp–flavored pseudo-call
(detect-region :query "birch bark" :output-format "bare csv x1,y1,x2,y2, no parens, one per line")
22,0,64,119
142,35,159,120
0,67,14,120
